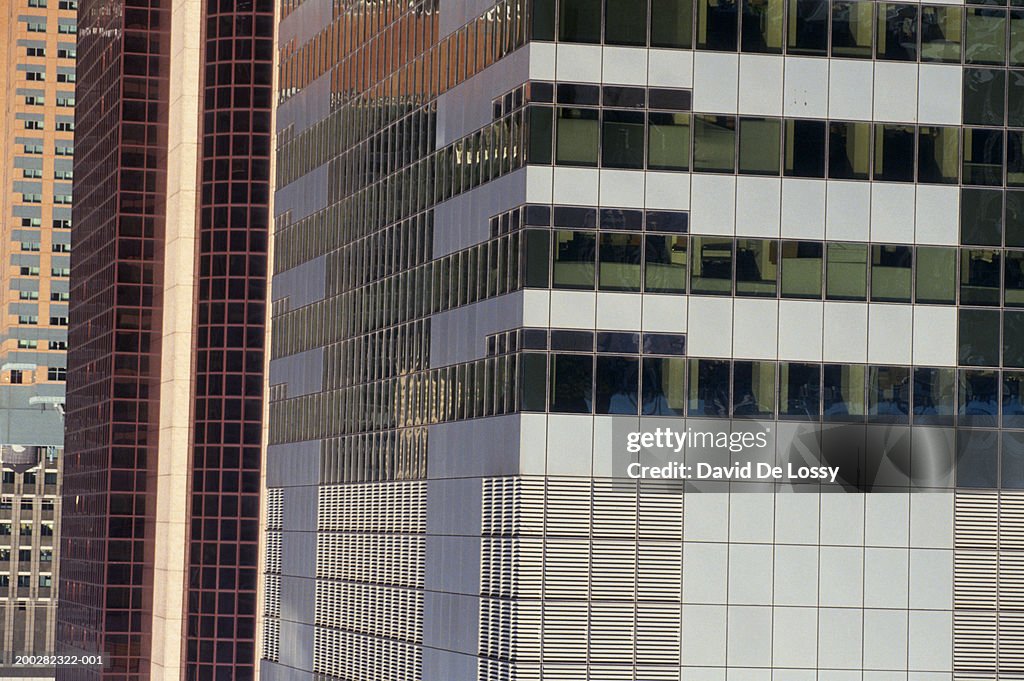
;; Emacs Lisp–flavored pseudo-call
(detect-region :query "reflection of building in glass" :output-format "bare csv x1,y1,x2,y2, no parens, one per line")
270,0,1024,678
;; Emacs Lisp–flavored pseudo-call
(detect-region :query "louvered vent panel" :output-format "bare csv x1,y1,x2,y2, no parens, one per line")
590,601,635,663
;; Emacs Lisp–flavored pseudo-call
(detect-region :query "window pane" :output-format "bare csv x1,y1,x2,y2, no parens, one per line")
788,0,829,55
1004,371,1024,428
651,0,695,48
532,0,557,39
688,359,730,416
527,106,554,164
784,119,827,177
871,244,911,302
876,3,918,60
1006,310,1024,367
869,366,910,422
956,429,998,488
915,246,956,304
606,0,648,45
740,0,783,52
826,242,868,300
596,356,640,415
1012,10,1024,66
602,110,645,169
553,230,596,289
828,121,871,180
873,124,915,182
559,0,602,42
917,125,959,184
779,362,820,419
520,353,548,411
920,5,962,63
648,113,691,171
642,357,686,415
1009,130,1024,187
1010,71,1024,127
959,309,1001,366
736,239,778,296
832,0,874,58
959,369,999,426
960,248,1001,306
697,0,739,50
823,364,866,420
963,127,1004,186
963,68,1006,126
781,240,823,298
550,354,593,413
961,188,1003,246
691,237,734,294
693,114,736,172
522,230,551,287
645,235,688,293
738,117,781,174
913,367,955,425
1003,432,1024,488
733,361,775,417
599,232,642,291
965,7,1006,65
556,107,599,166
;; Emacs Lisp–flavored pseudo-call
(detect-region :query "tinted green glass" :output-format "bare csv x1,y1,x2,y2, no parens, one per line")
644,235,688,293
788,0,828,55
602,110,645,169
527,106,553,164
651,0,695,48
559,0,602,42
553,230,596,289
693,114,736,172
520,353,548,411
1007,190,1024,246
599,232,642,291
920,5,962,63
873,124,915,182
781,241,823,298
963,127,1004,186
697,0,739,50
961,188,1003,246
826,242,867,300
1005,251,1024,306
606,0,648,45
739,117,781,175
828,121,870,180
959,309,1001,367
832,0,874,58
531,0,557,40
963,68,1006,126
917,125,959,184
915,247,956,304
733,361,775,417
1009,131,1024,187
741,0,783,52
876,3,918,60
965,7,1007,65
555,107,599,166
522,230,551,287
736,239,778,296
871,245,911,302
648,113,691,170
960,248,1002,305
691,237,734,294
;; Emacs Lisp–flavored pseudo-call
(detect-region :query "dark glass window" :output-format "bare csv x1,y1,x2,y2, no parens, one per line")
556,107,599,166
876,3,918,61
920,5,962,63
560,0,602,42
873,124,915,182
739,117,780,175
688,359,730,416
602,110,645,169
1009,131,1024,187
956,429,998,488
963,128,1004,186
959,370,999,426
691,237,733,294
781,241,823,298
787,0,829,55
826,242,868,301
780,362,821,419
648,113,691,171
832,0,874,58
604,86,646,108
913,367,955,425
823,364,866,421
960,249,1002,306
736,239,777,297
643,333,686,355
869,366,910,422
1008,191,1024,246
697,0,739,50
521,353,548,412
642,357,686,415
596,356,640,414
648,89,692,111
597,332,640,353
644,235,688,293
733,361,775,417
961,189,1003,246
600,209,644,230
1005,311,1024,368
606,0,648,45
828,121,871,180
1004,371,1024,428
693,115,736,173
963,69,1006,126
740,0,783,53
522,230,551,287
1002,432,1024,489
550,354,594,413
917,126,959,184
554,206,598,228
651,0,695,48
915,247,956,304
1008,252,1024,307
871,245,912,302
646,210,689,232
959,309,1001,366
553,231,597,289
598,232,643,291
527,106,554,164
965,7,1007,65
532,0,557,39
1010,71,1024,126
552,330,594,352
784,120,827,178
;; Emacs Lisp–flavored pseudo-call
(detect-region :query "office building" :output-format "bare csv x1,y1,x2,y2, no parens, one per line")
58,0,272,679
266,0,1021,679
0,0,76,674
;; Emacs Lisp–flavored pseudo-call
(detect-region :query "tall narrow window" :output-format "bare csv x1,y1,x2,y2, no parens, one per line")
606,0,648,45
697,0,739,50
876,3,918,61
740,0,783,52
651,0,695,48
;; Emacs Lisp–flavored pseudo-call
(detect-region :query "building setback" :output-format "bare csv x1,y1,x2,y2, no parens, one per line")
268,0,1024,679
58,0,272,680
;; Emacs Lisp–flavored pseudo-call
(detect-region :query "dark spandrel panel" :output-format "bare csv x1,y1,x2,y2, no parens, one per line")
550,329,594,352
648,88,692,111
602,86,646,109
645,210,688,233
556,82,601,105
521,328,549,349
600,208,644,231
643,333,686,356
524,204,552,226
553,206,598,228
596,331,640,353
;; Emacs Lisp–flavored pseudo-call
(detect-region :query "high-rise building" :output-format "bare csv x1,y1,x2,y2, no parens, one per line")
58,0,273,680
0,0,76,674
268,0,1024,679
